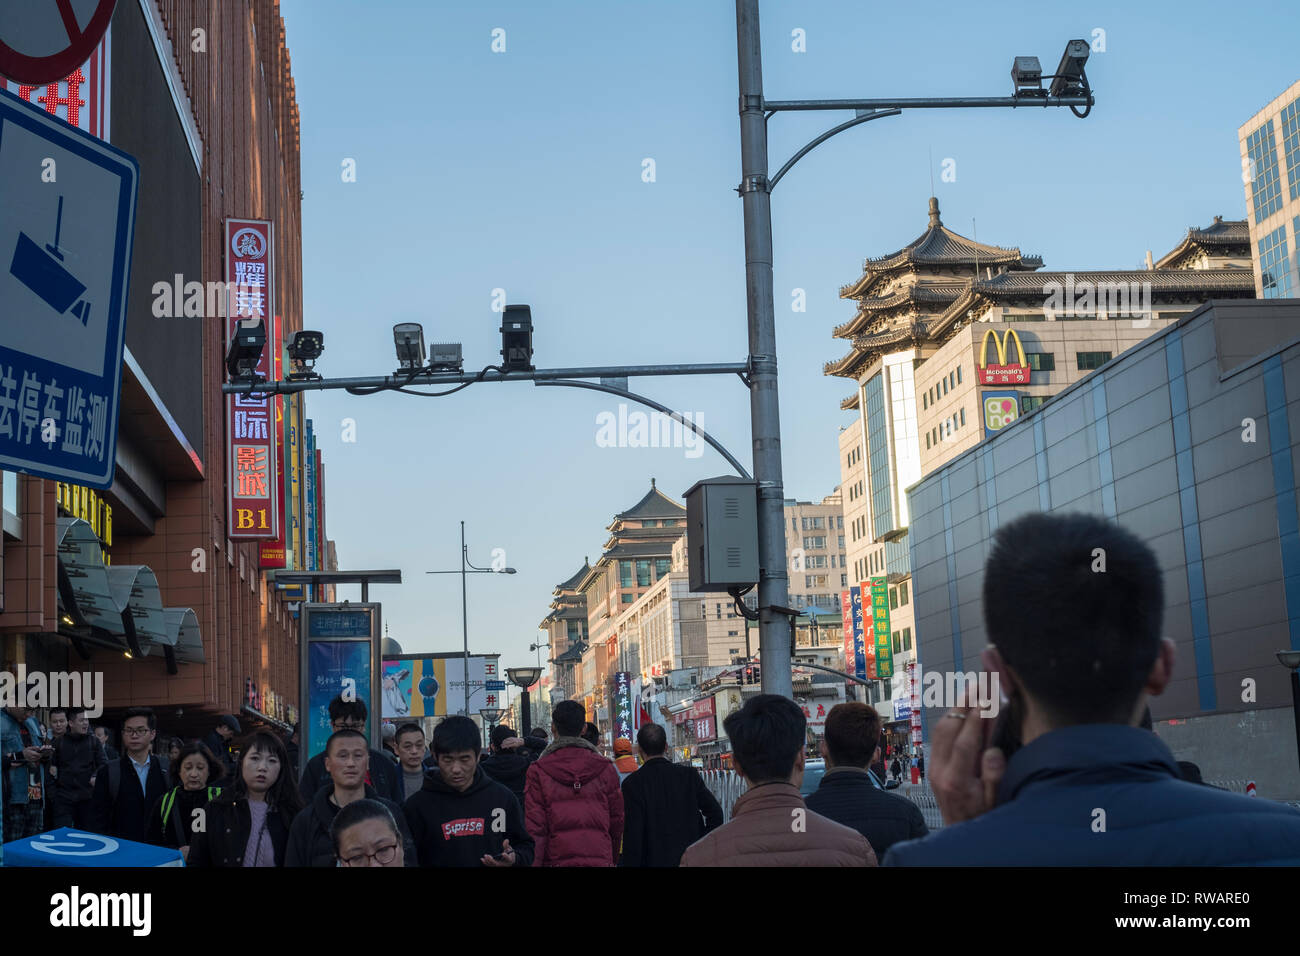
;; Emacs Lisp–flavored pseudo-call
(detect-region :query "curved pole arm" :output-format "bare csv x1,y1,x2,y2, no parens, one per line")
769,108,901,192
533,379,751,479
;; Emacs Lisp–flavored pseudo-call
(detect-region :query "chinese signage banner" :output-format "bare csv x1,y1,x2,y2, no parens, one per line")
870,576,893,679
259,314,286,568
849,586,868,681
225,219,278,540
840,589,855,678
1,30,110,140
613,671,633,743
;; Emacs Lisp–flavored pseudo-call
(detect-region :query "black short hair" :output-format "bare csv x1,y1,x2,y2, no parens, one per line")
123,707,156,731
552,700,585,737
983,512,1164,724
432,716,480,756
581,722,600,745
528,727,548,740
394,722,425,744
49,708,68,719
68,708,85,720
723,694,806,784
326,728,368,756
328,696,368,723
489,725,515,750
636,723,667,757
330,798,399,858
822,703,881,768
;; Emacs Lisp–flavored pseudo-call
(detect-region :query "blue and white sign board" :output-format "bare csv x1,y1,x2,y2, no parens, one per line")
485,679,506,691
3,828,183,867
0,86,138,489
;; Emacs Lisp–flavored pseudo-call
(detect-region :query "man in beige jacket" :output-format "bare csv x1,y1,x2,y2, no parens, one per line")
680,694,877,867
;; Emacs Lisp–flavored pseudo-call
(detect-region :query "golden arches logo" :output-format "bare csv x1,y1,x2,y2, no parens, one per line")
977,328,1030,384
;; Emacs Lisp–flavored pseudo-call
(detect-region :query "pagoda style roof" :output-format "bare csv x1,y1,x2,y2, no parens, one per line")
1154,216,1250,269
839,197,1041,299
554,560,591,594
612,479,687,523
832,282,972,338
602,540,676,560
840,392,860,411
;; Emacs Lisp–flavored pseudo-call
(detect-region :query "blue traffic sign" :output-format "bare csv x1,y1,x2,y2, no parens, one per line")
0,86,138,489
485,679,506,691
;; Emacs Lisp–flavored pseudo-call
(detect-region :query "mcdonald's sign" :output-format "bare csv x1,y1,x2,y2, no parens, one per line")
977,328,1031,385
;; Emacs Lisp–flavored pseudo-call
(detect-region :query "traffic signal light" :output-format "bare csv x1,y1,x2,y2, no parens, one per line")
500,304,534,372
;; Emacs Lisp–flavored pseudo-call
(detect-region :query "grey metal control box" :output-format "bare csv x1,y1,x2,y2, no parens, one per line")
682,476,759,592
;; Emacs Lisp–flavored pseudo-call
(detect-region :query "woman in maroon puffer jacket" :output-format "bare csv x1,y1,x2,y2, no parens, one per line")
525,713,624,867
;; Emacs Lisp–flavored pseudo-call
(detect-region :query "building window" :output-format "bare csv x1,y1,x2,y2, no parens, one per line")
903,627,912,651
803,535,825,550
893,631,902,655
838,535,845,548
889,587,898,610
654,557,671,577
1247,119,1283,222
840,574,847,586
1022,394,1047,413
619,561,633,588
959,407,966,427
899,581,908,606
621,593,634,603
728,630,738,637
956,365,962,384
642,520,657,528
636,560,652,587
925,432,931,450
1076,351,1112,371
837,516,843,530
1026,352,1055,372
922,392,928,409
942,377,948,395
1259,224,1293,298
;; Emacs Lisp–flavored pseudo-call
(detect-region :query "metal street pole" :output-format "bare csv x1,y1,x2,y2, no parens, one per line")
461,520,469,715
736,0,793,700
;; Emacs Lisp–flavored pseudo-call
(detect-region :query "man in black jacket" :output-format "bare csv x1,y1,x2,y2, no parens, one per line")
285,730,415,866
805,702,928,858
202,715,240,778
52,709,107,829
619,722,722,867
298,696,402,803
88,707,169,843
404,716,534,867
479,724,532,808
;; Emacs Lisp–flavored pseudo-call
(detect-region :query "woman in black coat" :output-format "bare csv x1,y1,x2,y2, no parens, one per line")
146,742,225,862
188,731,303,867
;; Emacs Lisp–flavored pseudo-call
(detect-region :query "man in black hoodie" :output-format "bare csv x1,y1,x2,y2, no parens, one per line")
52,709,107,829
404,716,534,867
285,729,416,866
479,724,532,808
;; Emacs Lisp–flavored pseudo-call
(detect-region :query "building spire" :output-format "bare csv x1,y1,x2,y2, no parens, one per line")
928,196,941,228
651,476,656,489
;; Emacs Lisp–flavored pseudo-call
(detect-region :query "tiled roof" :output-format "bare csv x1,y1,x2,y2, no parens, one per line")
555,560,590,593
832,282,972,338
1154,217,1250,269
614,480,687,521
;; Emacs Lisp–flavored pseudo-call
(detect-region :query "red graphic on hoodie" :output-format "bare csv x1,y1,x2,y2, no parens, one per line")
442,817,485,840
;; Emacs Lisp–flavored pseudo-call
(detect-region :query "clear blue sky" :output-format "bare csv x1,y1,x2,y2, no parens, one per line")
277,0,1299,680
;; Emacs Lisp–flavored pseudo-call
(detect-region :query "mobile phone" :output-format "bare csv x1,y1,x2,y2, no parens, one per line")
989,693,1022,763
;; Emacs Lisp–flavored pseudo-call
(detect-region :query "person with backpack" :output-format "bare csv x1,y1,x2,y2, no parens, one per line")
146,741,225,862
88,707,169,844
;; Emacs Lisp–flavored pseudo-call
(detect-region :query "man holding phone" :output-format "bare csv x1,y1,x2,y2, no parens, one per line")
885,511,1300,866
1,686,49,841
403,715,534,867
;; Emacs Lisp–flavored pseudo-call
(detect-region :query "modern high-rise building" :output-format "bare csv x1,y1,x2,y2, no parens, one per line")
1239,78,1300,299
783,492,849,611
828,198,1255,721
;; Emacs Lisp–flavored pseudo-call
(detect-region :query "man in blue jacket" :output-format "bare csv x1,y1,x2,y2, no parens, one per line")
2,686,49,841
885,511,1300,866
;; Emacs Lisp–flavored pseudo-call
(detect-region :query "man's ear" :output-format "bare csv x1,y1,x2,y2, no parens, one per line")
1143,638,1175,697
981,645,1018,699
818,739,828,761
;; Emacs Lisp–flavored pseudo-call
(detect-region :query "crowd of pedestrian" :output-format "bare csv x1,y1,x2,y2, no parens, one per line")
7,513,1300,866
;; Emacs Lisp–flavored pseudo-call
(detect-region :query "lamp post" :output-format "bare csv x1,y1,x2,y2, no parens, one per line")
506,666,543,738
426,521,516,715
479,707,505,749
1277,651,1300,777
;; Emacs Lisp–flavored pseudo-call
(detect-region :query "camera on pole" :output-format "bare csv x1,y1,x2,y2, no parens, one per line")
500,304,534,372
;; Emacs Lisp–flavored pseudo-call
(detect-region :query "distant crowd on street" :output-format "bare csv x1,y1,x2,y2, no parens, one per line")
7,512,1300,865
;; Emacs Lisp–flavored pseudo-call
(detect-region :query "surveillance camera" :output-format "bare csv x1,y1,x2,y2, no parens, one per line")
1048,39,1091,97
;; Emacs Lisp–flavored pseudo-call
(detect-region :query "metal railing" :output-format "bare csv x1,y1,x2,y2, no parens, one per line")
700,770,944,830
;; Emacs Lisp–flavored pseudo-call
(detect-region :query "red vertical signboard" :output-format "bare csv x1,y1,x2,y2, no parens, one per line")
315,451,325,569
225,219,279,540
259,314,287,567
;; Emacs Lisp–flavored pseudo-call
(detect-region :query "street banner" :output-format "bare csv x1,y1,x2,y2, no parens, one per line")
1,28,110,139
315,450,325,569
225,218,278,539
871,576,893,678
613,671,633,743
260,314,286,568
840,589,855,677
381,655,499,719
0,86,137,489
849,586,867,680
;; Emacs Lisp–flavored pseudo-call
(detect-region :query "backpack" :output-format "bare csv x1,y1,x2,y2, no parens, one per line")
160,785,222,845
107,754,168,803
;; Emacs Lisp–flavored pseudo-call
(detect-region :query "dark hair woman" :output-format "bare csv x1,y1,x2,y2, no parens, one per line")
146,742,224,862
187,730,303,867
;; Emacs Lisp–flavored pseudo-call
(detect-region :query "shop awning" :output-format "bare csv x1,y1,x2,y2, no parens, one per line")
164,608,204,664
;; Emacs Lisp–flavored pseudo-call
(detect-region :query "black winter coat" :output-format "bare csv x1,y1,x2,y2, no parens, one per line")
87,755,169,843
146,785,222,850
619,757,723,867
186,796,297,867
805,767,928,859
404,766,534,867
284,784,416,867
479,748,532,808
53,732,106,801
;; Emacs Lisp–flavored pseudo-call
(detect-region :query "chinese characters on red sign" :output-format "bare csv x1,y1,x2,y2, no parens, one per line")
226,219,279,539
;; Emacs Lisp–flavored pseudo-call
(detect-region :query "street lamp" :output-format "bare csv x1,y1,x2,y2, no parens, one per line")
506,666,543,737
1277,650,1300,776
479,706,505,749
426,521,517,715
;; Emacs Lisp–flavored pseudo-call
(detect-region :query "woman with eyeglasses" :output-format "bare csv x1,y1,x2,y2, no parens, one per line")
330,798,406,867
188,731,303,867
146,742,224,862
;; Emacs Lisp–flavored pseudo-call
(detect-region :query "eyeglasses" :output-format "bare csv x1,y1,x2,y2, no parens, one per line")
122,727,152,737
340,843,398,867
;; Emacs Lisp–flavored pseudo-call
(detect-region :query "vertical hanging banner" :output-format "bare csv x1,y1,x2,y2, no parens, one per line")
304,418,317,597
857,580,877,680
849,586,867,681
259,314,286,568
315,451,325,569
613,671,633,742
840,590,855,678
225,218,278,540
870,576,893,678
